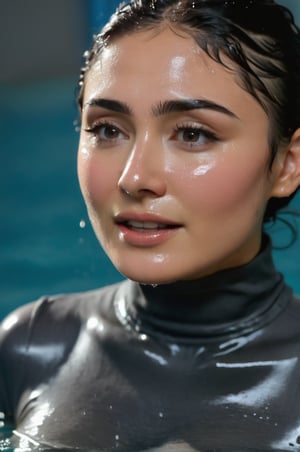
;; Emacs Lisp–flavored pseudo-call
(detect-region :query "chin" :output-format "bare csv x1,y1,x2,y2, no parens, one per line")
125,273,177,286
116,266,180,286
107,249,218,285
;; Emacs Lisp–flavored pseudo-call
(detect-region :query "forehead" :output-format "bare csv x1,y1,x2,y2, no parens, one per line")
85,28,230,90
83,27,266,124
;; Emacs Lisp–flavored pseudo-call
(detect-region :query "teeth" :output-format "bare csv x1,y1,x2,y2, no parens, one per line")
127,221,168,230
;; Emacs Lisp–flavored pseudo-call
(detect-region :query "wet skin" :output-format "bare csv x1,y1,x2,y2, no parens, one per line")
77,27,292,285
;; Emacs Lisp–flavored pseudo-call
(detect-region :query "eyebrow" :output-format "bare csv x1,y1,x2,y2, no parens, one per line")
84,98,238,119
84,98,132,115
153,99,238,118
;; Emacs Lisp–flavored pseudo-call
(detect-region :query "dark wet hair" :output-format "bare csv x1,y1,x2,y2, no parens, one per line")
78,0,300,224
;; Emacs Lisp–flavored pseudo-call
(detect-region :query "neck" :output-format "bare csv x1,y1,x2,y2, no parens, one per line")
115,236,290,341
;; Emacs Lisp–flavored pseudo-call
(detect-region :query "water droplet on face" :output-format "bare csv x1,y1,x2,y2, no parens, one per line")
80,147,90,159
90,136,98,147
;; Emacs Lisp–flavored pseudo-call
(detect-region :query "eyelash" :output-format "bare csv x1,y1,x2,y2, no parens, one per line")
172,123,219,146
84,120,219,147
84,121,126,141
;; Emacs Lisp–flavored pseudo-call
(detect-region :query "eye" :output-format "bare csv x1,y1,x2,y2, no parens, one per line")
98,124,123,140
84,121,128,143
179,129,205,143
171,124,219,147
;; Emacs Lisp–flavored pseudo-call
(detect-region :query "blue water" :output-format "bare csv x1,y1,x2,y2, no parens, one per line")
1,77,300,322
0,78,124,321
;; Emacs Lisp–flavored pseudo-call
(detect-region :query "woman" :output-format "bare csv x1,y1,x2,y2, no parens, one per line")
1,0,300,450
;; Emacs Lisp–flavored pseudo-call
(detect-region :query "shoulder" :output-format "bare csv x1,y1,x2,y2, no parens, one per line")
0,281,125,345
0,281,127,412
0,300,42,358
0,281,126,367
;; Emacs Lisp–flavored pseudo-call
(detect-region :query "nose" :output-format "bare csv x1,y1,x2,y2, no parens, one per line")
118,135,167,199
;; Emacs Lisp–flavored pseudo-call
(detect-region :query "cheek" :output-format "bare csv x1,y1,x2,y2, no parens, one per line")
173,151,270,215
77,152,117,207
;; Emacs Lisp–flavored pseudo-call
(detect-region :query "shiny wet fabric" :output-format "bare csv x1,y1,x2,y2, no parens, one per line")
1,238,300,451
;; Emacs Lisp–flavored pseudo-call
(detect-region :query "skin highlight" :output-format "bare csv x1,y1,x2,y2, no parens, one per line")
78,28,300,284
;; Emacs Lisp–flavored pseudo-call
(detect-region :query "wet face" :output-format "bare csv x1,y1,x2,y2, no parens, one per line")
78,28,281,284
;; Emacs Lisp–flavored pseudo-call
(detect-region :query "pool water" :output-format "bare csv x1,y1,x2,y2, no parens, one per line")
0,77,124,321
0,426,72,451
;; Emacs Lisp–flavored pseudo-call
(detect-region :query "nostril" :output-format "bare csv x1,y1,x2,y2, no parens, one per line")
117,156,167,198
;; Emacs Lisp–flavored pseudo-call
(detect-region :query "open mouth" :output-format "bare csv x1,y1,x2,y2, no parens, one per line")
114,215,182,246
123,220,179,232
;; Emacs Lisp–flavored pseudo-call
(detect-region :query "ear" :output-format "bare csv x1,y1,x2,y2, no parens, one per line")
270,128,300,198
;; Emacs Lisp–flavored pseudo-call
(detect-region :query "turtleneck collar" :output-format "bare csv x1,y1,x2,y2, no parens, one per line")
114,235,291,341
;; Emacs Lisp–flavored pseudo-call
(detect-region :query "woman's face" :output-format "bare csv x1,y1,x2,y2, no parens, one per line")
78,28,281,284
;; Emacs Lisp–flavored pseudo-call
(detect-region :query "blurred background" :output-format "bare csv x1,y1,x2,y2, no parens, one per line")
0,0,300,319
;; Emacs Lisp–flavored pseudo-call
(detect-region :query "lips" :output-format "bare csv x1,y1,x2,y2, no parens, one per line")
125,220,177,231
114,213,182,246
115,213,181,230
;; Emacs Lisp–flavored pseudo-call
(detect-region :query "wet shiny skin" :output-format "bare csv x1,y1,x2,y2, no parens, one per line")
1,239,300,451
78,28,293,285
